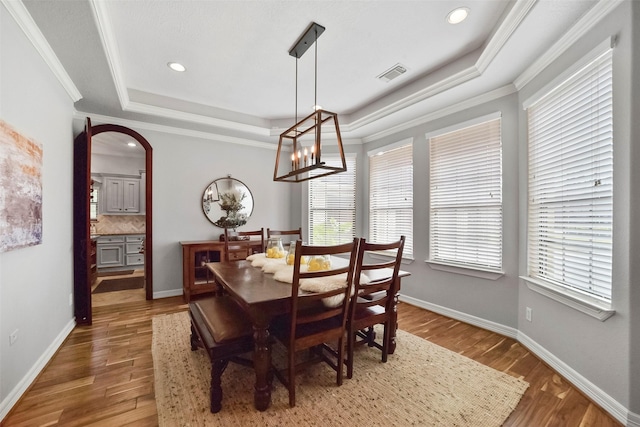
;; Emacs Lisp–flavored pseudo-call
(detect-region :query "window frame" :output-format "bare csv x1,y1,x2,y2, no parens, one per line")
307,155,357,246
522,38,615,321
426,113,504,278
368,138,414,259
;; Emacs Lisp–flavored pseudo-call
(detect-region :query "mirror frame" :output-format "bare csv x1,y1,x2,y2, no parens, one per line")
202,176,254,228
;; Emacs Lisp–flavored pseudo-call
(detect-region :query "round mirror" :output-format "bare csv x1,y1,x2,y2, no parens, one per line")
202,176,254,229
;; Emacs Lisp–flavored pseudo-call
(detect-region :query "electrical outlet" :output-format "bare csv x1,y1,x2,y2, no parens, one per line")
69,293,73,306
9,329,19,346
526,307,532,322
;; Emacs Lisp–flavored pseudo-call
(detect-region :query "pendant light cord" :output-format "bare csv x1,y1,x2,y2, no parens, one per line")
314,29,318,109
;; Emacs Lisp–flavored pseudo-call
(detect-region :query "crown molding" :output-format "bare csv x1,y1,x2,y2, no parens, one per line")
514,0,625,90
362,84,516,143
348,66,481,133
74,111,278,151
2,0,82,102
82,0,536,140
90,0,129,108
476,0,537,73
343,0,535,135
124,100,271,136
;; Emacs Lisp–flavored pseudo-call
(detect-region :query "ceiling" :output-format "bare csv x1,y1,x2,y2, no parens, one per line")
21,0,603,150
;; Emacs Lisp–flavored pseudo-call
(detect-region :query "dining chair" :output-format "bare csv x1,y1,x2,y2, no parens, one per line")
189,296,254,413
266,227,303,245
270,238,359,407
346,236,405,379
224,227,264,261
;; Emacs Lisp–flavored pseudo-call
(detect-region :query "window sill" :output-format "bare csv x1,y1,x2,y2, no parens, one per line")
425,260,504,280
369,251,414,265
520,276,615,321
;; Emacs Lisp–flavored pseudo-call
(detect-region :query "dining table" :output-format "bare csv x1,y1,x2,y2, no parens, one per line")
205,258,410,411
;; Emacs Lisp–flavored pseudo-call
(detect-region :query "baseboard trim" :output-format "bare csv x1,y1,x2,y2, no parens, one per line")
153,289,183,299
0,318,76,422
517,331,635,427
399,295,518,339
398,294,637,426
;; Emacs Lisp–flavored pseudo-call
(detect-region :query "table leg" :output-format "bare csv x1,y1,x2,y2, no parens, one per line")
252,314,272,411
388,278,400,354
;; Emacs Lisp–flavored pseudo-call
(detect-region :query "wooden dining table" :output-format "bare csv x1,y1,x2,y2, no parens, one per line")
206,259,410,411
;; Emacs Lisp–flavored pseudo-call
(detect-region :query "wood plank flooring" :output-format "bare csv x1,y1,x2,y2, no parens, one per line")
1,295,622,426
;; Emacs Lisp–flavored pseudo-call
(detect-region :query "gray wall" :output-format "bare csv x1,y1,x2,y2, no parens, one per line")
69,120,297,298
135,125,294,296
516,1,633,411
630,0,640,415
362,94,521,329
0,2,75,412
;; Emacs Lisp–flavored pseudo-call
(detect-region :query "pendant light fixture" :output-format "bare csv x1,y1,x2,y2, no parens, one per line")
273,22,346,183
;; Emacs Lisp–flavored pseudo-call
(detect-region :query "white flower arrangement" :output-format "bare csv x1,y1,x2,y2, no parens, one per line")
213,189,247,230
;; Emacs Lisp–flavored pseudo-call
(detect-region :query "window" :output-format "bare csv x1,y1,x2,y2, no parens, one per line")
90,186,99,221
369,141,413,257
308,156,356,245
429,116,503,271
526,47,613,302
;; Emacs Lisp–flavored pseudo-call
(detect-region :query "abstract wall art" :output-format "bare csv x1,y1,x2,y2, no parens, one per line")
0,119,43,252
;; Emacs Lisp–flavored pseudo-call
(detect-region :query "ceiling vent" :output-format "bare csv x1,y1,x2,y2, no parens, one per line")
377,63,407,82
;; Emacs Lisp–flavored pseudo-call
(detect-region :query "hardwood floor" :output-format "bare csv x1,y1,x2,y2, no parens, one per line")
1,300,621,426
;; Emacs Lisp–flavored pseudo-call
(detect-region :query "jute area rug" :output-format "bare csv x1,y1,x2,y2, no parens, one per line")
152,311,528,427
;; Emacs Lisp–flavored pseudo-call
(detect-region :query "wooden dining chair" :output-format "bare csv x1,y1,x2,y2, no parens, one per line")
189,296,254,413
346,236,405,379
224,227,264,261
270,238,359,407
266,227,303,244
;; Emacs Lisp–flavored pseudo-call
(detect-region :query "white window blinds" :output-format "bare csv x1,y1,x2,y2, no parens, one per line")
308,156,356,245
369,143,413,257
526,48,613,302
429,117,503,270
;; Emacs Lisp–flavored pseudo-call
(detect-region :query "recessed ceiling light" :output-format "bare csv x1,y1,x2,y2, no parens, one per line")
127,142,136,147
447,7,470,24
167,62,186,72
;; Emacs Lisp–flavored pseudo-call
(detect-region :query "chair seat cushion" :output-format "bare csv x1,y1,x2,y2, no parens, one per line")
192,296,253,343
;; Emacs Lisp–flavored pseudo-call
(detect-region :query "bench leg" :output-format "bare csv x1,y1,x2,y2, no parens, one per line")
190,325,200,351
210,359,228,413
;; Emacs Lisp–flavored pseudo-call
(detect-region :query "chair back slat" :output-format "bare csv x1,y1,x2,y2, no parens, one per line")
346,236,405,379
267,228,303,246
289,239,359,345
224,228,264,261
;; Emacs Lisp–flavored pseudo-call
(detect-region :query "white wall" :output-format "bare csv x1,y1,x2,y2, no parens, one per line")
91,152,145,176
0,3,75,417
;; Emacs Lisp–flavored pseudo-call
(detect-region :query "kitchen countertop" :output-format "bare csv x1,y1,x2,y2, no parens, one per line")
93,232,145,236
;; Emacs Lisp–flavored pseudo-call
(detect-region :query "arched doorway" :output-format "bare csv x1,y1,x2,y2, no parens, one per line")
73,118,153,325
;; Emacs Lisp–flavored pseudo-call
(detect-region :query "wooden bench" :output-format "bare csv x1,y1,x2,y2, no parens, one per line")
189,296,254,413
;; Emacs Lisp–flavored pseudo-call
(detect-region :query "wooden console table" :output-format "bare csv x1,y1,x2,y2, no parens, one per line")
180,240,263,302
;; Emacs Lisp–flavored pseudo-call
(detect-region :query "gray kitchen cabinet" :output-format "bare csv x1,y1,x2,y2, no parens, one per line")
96,235,125,268
97,234,144,269
125,235,145,266
104,177,140,213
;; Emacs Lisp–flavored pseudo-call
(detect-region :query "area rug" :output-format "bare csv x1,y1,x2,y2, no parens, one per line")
152,312,528,427
92,276,144,293
97,269,134,277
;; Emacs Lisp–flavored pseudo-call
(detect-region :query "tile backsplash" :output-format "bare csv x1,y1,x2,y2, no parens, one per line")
95,215,146,234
